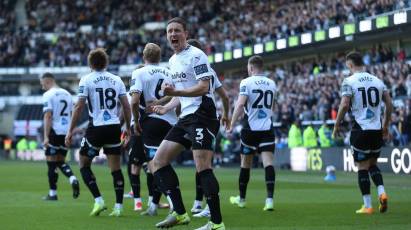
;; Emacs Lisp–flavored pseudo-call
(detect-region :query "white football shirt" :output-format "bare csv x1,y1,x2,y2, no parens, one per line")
341,72,387,130
78,71,127,126
168,45,217,119
43,87,73,135
239,74,277,131
130,64,177,125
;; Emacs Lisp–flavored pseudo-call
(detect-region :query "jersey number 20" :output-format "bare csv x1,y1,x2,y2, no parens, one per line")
252,89,273,109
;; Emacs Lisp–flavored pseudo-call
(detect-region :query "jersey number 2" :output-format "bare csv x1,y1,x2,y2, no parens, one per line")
358,87,379,108
60,100,68,116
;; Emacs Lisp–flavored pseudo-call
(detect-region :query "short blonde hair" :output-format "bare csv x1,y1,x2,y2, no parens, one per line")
143,43,161,63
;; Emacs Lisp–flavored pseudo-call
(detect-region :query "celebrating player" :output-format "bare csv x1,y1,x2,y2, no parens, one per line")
150,17,226,230
40,72,80,201
333,51,391,214
129,43,177,216
65,48,131,217
229,55,277,211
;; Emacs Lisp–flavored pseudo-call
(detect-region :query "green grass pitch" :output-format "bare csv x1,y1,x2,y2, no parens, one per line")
1,161,410,230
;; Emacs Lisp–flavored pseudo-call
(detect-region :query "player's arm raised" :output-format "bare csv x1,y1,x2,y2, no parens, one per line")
65,97,86,147
382,90,393,139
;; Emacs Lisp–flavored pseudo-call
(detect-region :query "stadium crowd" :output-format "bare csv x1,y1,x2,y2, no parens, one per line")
1,0,410,67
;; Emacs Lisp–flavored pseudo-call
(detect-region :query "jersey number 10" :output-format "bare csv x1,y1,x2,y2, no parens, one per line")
358,87,380,108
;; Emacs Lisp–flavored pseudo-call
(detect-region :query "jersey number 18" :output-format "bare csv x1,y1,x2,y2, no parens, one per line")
95,88,117,109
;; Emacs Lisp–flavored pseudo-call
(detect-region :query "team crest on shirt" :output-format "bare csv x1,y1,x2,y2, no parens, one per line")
257,110,267,119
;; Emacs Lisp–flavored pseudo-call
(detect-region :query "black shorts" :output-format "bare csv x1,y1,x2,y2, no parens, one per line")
141,117,173,160
165,114,219,151
128,132,146,165
45,129,68,156
240,128,275,155
350,129,382,162
80,124,122,158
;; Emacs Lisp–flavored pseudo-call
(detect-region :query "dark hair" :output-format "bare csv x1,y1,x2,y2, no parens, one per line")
346,51,363,66
167,17,187,31
88,48,109,71
187,39,203,51
248,55,264,69
143,43,161,63
41,72,54,79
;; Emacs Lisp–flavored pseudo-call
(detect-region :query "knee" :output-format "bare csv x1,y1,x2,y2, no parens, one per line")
153,158,166,172
131,164,140,175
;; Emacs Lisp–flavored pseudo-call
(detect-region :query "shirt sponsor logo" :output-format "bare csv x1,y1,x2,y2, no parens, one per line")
79,86,84,94
257,110,267,119
171,72,187,83
103,110,111,121
240,86,247,93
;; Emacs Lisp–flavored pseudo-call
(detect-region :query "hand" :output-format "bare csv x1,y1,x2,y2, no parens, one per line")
153,105,168,115
163,83,178,96
221,115,231,131
43,137,49,148
332,125,341,139
145,100,158,113
123,128,132,147
133,122,142,136
65,132,73,147
227,123,234,134
382,126,390,140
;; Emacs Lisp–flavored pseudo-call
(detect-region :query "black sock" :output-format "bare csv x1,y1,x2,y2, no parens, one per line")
146,173,154,197
80,167,101,198
154,165,186,214
369,165,384,187
129,173,140,198
152,183,162,205
358,169,370,195
199,169,222,224
111,170,124,204
47,161,58,191
239,168,250,199
56,162,74,179
195,172,204,201
265,166,275,198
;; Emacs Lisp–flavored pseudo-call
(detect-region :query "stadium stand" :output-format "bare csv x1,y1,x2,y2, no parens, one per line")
1,0,409,67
